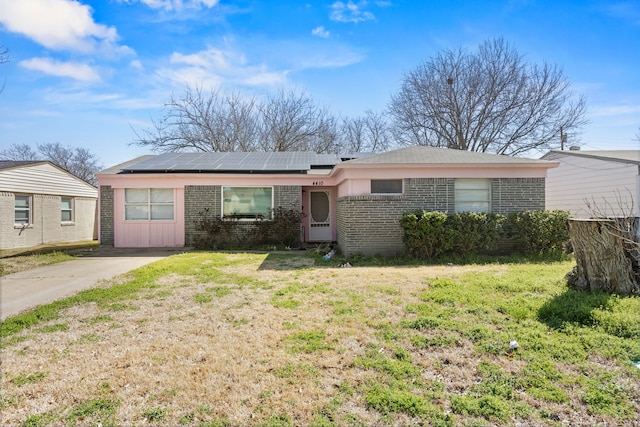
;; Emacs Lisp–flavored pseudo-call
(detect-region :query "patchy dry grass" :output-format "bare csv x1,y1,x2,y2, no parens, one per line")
0,251,77,276
1,252,639,427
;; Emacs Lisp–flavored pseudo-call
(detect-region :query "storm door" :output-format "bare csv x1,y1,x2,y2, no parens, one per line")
308,190,332,241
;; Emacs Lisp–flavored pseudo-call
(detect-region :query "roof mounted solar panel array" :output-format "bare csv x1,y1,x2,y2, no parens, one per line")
121,152,341,173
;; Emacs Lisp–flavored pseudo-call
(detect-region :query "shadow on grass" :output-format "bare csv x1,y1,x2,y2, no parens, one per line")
537,288,613,330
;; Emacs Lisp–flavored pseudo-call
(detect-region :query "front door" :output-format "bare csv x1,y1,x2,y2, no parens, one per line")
309,190,332,241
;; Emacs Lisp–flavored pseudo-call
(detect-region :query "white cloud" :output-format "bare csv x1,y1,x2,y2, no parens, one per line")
19,57,102,82
134,0,220,11
159,46,288,88
330,1,375,23
130,59,144,70
312,26,330,38
0,0,130,55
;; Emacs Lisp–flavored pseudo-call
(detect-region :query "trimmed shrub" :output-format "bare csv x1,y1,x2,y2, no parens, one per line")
400,211,452,259
504,210,570,254
447,212,505,255
400,211,505,259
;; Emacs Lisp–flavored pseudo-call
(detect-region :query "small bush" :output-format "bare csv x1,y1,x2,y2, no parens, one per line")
194,206,303,249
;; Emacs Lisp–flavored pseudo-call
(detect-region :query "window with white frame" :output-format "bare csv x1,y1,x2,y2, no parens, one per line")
61,197,74,222
125,188,174,221
222,187,273,219
455,179,490,213
371,179,403,194
15,194,31,225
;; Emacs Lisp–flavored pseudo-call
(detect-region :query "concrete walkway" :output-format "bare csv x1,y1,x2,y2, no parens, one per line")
1,248,186,320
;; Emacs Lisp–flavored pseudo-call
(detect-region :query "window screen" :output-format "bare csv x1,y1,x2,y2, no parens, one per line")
371,179,403,194
15,195,31,224
61,197,73,222
455,179,490,213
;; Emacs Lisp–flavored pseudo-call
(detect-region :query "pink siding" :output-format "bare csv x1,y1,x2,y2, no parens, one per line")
333,165,550,197
113,188,185,248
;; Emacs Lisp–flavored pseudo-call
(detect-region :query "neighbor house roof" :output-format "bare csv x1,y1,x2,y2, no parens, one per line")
0,160,44,170
112,152,342,174
542,150,640,165
342,146,557,167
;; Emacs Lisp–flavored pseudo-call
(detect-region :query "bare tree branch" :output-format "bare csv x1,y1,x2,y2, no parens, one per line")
133,85,339,153
258,88,337,153
0,143,37,160
132,85,260,153
339,110,392,153
389,38,588,156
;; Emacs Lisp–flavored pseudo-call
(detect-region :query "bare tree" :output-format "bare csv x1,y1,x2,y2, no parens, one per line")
389,38,588,156
258,88,337,153
0,143,37,160
133,85,260,152
0,142,102,185
339,110,392,153
133,85,339,154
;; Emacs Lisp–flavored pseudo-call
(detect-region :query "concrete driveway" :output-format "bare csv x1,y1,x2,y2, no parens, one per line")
1,248,186,320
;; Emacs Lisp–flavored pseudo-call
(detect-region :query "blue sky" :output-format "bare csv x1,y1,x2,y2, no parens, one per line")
0,0,639,168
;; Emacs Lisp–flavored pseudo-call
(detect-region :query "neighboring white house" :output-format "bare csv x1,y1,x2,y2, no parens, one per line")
542,149,640,218
0,161,98,250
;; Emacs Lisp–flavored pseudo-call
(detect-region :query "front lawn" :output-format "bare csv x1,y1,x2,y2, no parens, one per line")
1,252,638,426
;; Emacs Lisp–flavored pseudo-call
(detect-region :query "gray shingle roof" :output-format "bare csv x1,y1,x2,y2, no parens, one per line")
0,160,44,170
344,146,553,165
119,152,341,173
543,150,640,165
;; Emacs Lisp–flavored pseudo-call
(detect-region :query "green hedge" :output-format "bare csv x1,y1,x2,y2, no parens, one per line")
400,210,570,259
503,210,570,255
399,211,504,259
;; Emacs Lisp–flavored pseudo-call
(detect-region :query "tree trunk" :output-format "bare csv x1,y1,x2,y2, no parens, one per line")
567,219,639,295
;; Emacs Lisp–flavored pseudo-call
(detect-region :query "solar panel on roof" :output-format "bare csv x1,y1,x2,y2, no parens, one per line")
121,151,341,173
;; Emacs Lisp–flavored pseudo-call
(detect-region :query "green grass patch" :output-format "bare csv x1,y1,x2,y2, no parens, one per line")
286,331,329,354
66,397,120,426
141,407,167,423
194,292,214,303
11,371,47,386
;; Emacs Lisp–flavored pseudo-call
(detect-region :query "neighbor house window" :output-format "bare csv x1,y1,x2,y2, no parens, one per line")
455,179,490,213
61,197,74,222
371,179,403,194
15,194,31,225
125,188,174,221
223,187,273,220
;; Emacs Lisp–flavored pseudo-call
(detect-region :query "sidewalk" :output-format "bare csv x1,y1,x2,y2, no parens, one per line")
1,248,186,320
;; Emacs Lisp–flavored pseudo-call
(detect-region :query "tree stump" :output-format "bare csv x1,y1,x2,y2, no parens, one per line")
566,218,639,295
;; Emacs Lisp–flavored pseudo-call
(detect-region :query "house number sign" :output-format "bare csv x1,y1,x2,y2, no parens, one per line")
312,181,324,186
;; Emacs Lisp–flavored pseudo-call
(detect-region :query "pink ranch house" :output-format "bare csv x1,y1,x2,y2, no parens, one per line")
96,146,558,256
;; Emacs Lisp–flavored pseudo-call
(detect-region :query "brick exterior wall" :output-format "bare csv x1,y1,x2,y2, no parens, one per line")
491,178,545,214
336,177,545,257
99,186,114,246
184,185,221,247
1,192,97,250
183,185,301,247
